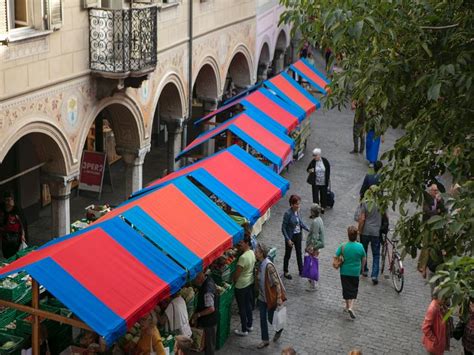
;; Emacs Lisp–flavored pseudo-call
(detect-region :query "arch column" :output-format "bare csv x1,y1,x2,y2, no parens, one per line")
273,50,285,74
116,145,150,198
257,63,270,82
201,98,219,157
165,118,184,173
45,174,75,239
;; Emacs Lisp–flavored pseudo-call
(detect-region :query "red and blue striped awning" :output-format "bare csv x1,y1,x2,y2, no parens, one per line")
138,145,290,224
290,58,330,94
0,178,244,344
0,217,187,345
177,112,294,172
194,87,305,130
265,72,320,115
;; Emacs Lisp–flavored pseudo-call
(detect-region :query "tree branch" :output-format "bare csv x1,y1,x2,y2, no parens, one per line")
420,24,459,30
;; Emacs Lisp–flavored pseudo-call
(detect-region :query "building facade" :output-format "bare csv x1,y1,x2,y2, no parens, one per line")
0,0,290,239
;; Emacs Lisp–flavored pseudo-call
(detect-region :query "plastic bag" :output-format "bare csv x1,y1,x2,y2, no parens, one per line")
302,254,319,281
19,241,28,251
273,306,287,331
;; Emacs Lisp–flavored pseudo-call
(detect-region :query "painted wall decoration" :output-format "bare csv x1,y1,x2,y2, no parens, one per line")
66,96,79,127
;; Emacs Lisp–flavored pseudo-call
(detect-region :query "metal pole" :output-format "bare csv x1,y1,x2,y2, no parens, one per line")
32,279,40,355
182,0,193,151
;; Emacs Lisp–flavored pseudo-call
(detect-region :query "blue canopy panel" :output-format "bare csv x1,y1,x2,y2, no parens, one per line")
121,206,203,280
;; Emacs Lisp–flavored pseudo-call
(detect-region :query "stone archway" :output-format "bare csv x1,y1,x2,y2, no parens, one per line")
188,62,220,156
273,30,289,75
224,51,253,99
0,124,71,242
257,42,271,83
147,77,186,177
81,95,147,199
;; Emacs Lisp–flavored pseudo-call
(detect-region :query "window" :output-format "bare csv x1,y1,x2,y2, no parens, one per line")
0,0,62,41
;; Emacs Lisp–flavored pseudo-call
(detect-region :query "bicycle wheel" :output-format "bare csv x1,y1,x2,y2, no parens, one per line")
391,255,404,293
380,239,388,274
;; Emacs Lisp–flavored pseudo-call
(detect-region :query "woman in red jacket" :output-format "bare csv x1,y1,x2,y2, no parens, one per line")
422,298,451,355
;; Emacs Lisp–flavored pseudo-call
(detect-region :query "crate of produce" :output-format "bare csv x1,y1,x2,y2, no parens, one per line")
216,284,234,350
161,333,175,355
0,280,27,302
85,204,111,221
15,247,37,259
16,306,60,335
268,247,277,262
0,332,25,355
210,252,238,286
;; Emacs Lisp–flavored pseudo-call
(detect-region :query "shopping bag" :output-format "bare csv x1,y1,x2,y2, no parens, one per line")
190,327,205,352
273,306,287,332
19,241,28,251
302,254,319,281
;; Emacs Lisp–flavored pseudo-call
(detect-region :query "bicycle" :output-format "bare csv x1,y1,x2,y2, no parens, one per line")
380,231,404,293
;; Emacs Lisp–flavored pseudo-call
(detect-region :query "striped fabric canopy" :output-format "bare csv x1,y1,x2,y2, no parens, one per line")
265,71,320,115
177,111,295,172
0,217,187,344
139,145,289,224
290,58,330,94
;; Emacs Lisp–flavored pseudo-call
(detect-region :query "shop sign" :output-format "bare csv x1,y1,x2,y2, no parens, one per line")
79,151,107,193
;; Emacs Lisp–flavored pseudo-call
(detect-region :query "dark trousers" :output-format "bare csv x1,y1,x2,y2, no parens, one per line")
283,232,303,274
311,185,328,208
203,325,216,355
235,284,253,332
360,235,381,279
1,233,20,259
258,299,275,342
353,123,365,152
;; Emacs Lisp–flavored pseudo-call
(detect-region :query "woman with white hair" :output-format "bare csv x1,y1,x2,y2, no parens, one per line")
306,148,331,211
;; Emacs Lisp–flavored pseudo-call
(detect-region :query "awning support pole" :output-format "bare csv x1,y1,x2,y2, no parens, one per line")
32,279,40,355
226,132,233,147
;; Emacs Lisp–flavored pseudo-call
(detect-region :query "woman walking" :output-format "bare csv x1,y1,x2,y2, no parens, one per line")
305,204,325,291
233,235,256,336
306,148,331,211
282,195,309,279
422,296,452,355
335,226,366,319
254,243,286,349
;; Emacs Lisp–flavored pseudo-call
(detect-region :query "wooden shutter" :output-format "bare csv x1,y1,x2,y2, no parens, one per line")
0,0,8,38
44,0,63,30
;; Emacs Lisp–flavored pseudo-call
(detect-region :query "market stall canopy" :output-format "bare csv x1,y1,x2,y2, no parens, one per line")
194,87,304,129
97,179,242,279
137,145,289,224
241,88,305,132
0,217,187,344
290,58,331,94
177,112,295,172
265,71,320,115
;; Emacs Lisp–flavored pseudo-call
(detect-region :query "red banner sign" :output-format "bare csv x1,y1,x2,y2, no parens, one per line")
79,151,107,193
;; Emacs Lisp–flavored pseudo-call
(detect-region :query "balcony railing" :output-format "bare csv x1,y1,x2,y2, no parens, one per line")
89,6,157,78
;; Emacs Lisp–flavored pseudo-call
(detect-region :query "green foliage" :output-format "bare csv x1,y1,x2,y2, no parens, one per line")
280,0,474,316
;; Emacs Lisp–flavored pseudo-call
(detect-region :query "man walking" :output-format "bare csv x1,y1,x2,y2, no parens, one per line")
358,193,385,284
192,270,218,355
350,100,366,154
359,161,383,199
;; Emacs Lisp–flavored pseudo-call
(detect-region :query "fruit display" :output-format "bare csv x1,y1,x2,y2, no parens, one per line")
85,204,111,221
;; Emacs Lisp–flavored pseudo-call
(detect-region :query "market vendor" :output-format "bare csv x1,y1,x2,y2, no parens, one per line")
134,313,166,355
0,191,27,259
191,270,218,355
156,293,192,338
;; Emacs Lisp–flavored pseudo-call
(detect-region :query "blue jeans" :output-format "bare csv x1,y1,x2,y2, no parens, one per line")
258,299,275,341
235,284,253,332
361,234,380,279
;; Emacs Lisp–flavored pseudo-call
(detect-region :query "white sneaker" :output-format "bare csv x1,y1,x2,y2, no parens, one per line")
234,329,249,337
247,326,254,332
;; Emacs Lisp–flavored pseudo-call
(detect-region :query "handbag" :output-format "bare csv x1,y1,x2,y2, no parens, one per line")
190,327,206,352
332,243,346,269
306,172,315,185
452,320,465,340
273,306,287,332
265,263,287,310
302,254,319,281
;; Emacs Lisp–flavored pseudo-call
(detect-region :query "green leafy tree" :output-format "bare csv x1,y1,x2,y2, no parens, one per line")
280,0,473,315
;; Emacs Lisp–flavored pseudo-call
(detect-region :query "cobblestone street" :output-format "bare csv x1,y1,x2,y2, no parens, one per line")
221,65,455,355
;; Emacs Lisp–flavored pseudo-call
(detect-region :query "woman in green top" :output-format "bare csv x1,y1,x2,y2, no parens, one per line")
305,204,325,291
335,226,366,319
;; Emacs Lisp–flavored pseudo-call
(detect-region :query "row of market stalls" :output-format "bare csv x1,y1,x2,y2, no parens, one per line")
0,58,330,354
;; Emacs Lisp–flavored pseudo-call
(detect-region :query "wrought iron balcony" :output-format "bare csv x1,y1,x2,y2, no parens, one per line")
89,6,157,78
